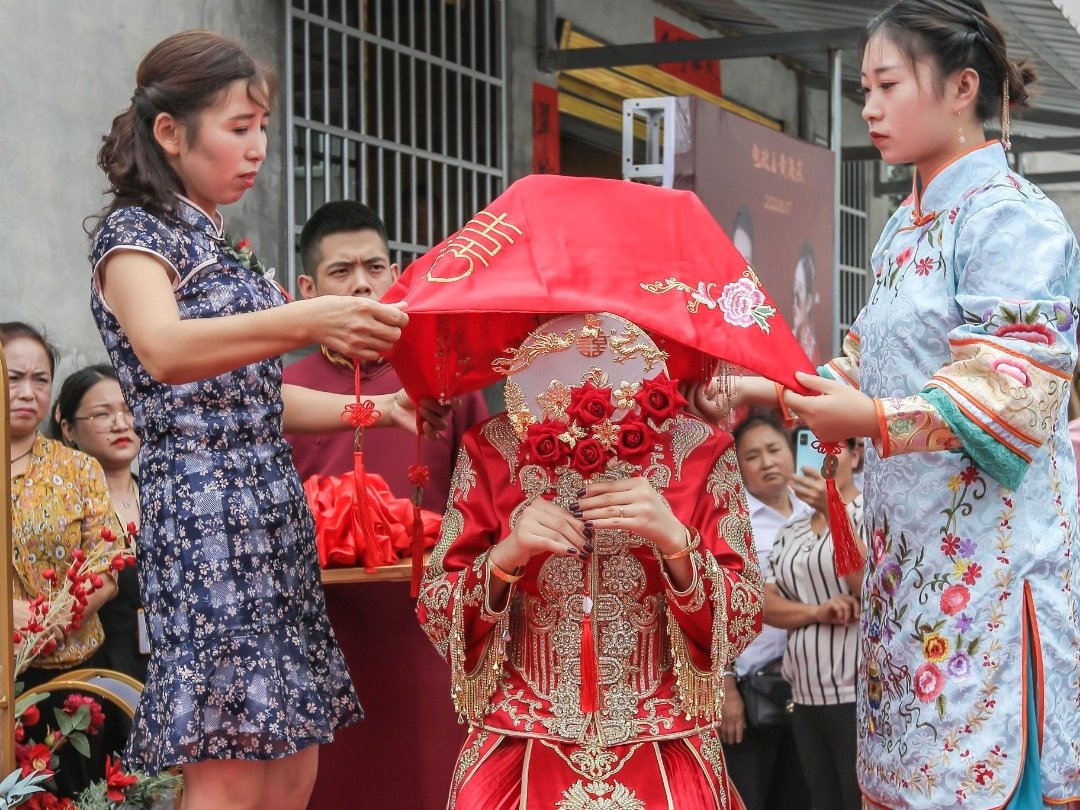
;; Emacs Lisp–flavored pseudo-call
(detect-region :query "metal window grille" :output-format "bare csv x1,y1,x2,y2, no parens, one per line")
285,0,508,289
838,160,872,348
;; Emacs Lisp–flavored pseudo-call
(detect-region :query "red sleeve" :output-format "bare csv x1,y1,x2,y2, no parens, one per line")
416,420,513,722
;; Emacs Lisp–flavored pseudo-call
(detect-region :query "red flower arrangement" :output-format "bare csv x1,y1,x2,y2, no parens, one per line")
13,524,137,676
517,372,686,480
104,756,139,802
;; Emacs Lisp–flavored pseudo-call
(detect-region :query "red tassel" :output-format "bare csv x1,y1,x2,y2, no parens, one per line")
819,441,864,577
580,597,599,714
352,450,384,571
346,363,383,571
409,501,424,597
409,424,430,598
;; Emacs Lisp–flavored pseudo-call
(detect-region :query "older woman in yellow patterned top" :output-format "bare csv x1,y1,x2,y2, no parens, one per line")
4,321,117,796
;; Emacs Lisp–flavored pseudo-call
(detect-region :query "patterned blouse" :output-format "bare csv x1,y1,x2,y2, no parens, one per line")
11,433,113,667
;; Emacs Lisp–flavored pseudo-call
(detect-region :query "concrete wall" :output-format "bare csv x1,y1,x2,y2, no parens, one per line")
0,0,286,379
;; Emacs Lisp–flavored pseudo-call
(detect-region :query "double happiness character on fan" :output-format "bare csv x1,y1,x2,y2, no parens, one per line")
416,312,763,809
695,2,1080,808
87,30,447,810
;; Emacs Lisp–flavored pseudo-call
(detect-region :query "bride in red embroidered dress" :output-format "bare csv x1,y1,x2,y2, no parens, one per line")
417,313,762,810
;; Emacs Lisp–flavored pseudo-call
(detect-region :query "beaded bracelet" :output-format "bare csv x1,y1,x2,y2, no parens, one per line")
661,527,701,561
487,554,525,584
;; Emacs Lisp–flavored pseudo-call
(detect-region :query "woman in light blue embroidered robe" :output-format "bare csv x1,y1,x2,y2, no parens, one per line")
821,138,1080,810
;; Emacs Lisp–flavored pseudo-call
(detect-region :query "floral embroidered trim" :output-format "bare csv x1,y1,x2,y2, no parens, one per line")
925,337,1070,461
640,267,777,332
875,395,961,458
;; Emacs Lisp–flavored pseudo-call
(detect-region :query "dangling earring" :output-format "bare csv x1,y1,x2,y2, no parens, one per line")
1001,78,1012,151
956,111,967,145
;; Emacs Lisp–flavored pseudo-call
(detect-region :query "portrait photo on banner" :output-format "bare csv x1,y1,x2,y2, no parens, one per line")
675,98,835,366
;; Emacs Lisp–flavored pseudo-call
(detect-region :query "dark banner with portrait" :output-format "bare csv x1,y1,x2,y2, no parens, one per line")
674,97,835,365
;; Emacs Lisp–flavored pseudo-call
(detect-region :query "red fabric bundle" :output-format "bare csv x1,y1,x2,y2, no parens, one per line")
304,471,442,572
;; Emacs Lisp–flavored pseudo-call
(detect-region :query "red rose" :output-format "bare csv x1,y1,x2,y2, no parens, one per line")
615,414,655,464
913,663,945,703
634,372,687,424
566,381,615,426
570,437,609,478
19,742,54,777
19,703,40,727
63,693,106,736
518,420,571,470
24,794,71,810
939,584,971,616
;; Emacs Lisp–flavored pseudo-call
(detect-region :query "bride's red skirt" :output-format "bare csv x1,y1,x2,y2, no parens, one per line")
448,727,744,810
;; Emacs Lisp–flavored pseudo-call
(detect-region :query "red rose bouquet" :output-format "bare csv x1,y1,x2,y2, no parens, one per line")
516,372,684,481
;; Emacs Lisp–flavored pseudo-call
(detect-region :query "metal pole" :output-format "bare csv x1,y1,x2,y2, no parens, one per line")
284,0,297,289
0,343,14,773
829,48,843,357
537,0,556,73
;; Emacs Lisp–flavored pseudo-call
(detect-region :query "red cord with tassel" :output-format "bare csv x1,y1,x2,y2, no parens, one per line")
408,422,430,598
343,362,384,572
816,440,865,577
579,594,600,714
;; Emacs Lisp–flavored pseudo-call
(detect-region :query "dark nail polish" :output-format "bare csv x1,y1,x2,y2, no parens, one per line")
576,487,586,497
571,509,583,519
567,546,578,555
584,527,594,539
583,543,594,554
569,500,580,512
585,521,594,530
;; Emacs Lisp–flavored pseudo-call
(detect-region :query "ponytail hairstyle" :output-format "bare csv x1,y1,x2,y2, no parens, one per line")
91,30,277,230
862,0,1037,124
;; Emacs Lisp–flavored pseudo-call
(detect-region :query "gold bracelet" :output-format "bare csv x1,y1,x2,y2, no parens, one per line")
661,527,701,561
487,554,525,584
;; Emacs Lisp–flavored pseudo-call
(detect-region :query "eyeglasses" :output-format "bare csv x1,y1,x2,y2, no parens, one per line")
73,409,135,431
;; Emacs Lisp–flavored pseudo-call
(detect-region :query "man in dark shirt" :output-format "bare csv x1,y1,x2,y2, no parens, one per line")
284,201,487,809
283,200,487,510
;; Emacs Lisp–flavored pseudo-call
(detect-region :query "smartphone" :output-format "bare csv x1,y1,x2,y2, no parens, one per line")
793,426,826,475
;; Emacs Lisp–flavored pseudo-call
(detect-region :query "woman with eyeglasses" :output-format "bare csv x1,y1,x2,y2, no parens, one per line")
52,364,147,683
3,322,117,797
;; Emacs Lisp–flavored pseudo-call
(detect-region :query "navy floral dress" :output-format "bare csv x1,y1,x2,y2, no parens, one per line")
90,196,362,773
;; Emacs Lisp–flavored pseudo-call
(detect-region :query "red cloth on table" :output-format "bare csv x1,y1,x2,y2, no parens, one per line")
304,470,442,568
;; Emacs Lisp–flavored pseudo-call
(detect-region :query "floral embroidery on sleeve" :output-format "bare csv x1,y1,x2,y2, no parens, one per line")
875,395,962,458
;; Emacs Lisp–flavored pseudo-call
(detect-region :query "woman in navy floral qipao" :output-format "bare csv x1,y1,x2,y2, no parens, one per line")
87,31,442,810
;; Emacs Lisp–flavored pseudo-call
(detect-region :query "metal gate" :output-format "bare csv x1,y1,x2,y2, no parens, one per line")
285,0,508,286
